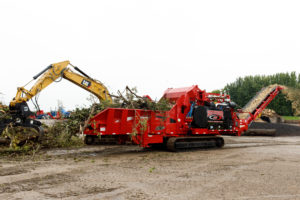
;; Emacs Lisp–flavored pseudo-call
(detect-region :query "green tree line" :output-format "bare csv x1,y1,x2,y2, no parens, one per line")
223,72,300,116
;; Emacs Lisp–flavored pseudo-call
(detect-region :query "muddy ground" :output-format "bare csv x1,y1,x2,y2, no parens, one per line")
1,136,300,200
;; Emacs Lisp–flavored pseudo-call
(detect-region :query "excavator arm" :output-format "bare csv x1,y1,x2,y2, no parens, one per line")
5,61,112,134
63,68,112,103
10,60,111,107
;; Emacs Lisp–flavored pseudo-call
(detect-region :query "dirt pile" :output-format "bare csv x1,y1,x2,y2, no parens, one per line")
249,122,300,136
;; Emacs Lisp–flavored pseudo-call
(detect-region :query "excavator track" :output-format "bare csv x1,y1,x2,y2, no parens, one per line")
166,136,224,151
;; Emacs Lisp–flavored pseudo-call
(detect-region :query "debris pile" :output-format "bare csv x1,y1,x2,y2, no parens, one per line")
112,86,172,111
0,102,9,119
2,126,40,149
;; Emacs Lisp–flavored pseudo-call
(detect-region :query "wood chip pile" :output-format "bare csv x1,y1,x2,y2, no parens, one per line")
260,109,279,118
238,84,281,119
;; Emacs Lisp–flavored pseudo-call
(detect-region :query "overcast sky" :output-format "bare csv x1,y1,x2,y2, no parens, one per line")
0,0,299,111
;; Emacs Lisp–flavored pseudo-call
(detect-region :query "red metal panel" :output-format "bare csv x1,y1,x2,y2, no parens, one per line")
163,86,198,103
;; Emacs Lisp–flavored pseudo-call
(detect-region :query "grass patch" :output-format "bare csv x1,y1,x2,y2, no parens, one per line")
282,116,300,120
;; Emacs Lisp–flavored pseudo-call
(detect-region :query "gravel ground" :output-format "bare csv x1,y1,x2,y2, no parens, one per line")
1,136,300,200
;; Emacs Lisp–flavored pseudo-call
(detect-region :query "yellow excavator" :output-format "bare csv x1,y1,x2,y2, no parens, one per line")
1,61,112,134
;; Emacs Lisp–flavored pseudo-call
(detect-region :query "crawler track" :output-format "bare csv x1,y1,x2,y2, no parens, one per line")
166,136,224,151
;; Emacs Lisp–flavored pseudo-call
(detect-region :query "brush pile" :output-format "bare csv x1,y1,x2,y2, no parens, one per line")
0,102,9,119
111,86,172,111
